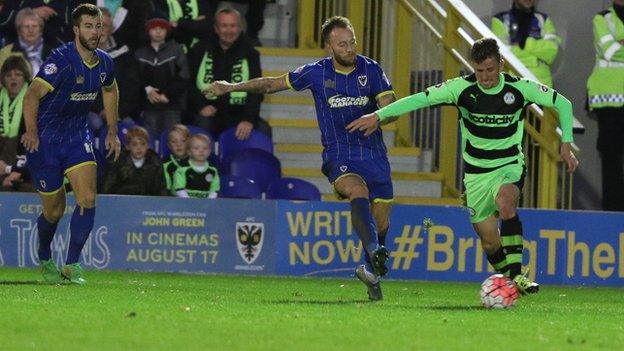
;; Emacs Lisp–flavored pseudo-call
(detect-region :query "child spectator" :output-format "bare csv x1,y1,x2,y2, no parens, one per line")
162,124,190,194
135,12,189,137
173,133,219,199
102,126,167,196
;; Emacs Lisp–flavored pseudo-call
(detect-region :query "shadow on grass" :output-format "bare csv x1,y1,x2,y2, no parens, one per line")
265,299,371,305
422,305,482,311
0,280,46,285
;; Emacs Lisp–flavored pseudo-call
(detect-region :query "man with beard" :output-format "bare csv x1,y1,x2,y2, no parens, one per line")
188,7,269,140
21,4,121,285
491,0,561,88
205,16,395,301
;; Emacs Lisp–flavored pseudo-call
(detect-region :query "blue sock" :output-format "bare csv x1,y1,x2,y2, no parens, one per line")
66,206,95,264
350,198,379,254
37,214,58,261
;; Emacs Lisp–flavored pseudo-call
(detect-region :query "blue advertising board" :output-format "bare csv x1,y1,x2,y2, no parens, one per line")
0,194,276,275
1,193,623,286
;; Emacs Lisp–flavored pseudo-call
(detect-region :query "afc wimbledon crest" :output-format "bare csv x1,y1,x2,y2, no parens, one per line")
358,75,367,87
236,222,264,264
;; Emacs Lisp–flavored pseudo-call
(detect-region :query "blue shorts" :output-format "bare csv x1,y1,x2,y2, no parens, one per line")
322,158,393,202
27,139,97,194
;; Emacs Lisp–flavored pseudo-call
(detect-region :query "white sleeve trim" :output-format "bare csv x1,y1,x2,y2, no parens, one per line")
604,42,622,60
599,34,615,45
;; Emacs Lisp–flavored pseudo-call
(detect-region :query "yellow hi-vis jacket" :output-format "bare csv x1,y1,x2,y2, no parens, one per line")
587,7,624,110
491,10,561,87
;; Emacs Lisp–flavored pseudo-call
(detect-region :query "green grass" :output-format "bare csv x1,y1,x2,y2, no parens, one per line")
0,267,622,351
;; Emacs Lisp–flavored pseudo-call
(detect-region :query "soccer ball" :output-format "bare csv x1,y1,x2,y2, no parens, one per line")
480,274,519,309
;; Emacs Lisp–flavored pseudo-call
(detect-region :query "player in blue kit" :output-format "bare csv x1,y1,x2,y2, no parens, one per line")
21,4,121,285
206,16,396,300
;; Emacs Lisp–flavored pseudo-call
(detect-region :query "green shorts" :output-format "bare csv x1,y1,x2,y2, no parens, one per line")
463,162,525,224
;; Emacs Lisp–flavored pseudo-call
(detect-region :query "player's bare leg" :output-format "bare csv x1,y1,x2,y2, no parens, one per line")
38,189,66,283
62,163,97,284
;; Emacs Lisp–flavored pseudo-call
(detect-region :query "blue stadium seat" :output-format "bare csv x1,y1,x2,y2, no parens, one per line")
159,124,211,158
96,120,142,155
266,177,321,201
227,148,281,192
218,127,273,163
218,175,263,199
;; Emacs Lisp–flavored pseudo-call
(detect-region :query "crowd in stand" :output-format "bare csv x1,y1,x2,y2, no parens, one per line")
0,1,274,198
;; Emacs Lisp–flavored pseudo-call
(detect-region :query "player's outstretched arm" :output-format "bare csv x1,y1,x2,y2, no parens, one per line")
347,92,431,136
21,79,51,152
204,75,289,99
102,80,121,161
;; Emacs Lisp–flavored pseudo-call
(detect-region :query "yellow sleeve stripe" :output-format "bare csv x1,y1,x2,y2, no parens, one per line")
283,73,295,90
34,77,54,92
104,78,117,90
375,90,395,100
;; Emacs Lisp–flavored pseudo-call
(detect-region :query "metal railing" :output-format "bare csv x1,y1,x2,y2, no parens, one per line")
295,0,579,209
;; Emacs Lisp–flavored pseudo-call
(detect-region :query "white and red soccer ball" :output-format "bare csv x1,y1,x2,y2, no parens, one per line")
480,274,519,309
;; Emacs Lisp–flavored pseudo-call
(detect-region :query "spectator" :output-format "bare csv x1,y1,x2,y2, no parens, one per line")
216,0,266,46
153,0,215,50
491,0,561,87
173,133,219,198
0,1,64,44
163,124,191,194
91,0,155,50
135,12,189,138
188,7,270,140
587,0,624,211
88,7,141,132
0,8,54,79
0,55,33,191
102,126,167,196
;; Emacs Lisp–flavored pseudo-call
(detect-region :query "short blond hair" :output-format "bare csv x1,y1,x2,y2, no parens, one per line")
188,133,211,149
125,126,149,146
168,124,191,142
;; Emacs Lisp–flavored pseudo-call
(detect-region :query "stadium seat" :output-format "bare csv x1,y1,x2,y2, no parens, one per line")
218,127,273,162
227,148,281,192
159,124,211,158
218,175,263,199
266,177,321,201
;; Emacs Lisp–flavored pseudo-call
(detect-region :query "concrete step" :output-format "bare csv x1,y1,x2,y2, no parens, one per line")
258,47,326,72
274,143,433,173
269,119,395,147
261,103,317,120
282,168,443,198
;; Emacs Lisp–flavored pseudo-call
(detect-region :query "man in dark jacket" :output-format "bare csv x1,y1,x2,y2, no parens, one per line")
135,13,189,138
89,7,141,129
187,7,270,140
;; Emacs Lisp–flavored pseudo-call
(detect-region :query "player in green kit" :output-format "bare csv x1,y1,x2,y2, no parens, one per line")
347,38,579,294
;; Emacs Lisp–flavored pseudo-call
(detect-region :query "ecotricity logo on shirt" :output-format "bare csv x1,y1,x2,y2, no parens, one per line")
70,92,98,101
327,95,369,108
467,113,514,125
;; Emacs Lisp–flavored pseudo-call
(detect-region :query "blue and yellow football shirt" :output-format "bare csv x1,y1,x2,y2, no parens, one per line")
287,55,394,162
35,42,115,144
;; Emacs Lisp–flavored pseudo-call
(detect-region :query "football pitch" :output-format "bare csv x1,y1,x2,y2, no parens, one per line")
0,267,622,351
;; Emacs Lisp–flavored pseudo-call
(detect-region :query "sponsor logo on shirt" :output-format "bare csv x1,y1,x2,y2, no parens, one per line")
327,94,369,108
467,113,514,125
43,63,57,75
70,92,98,101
